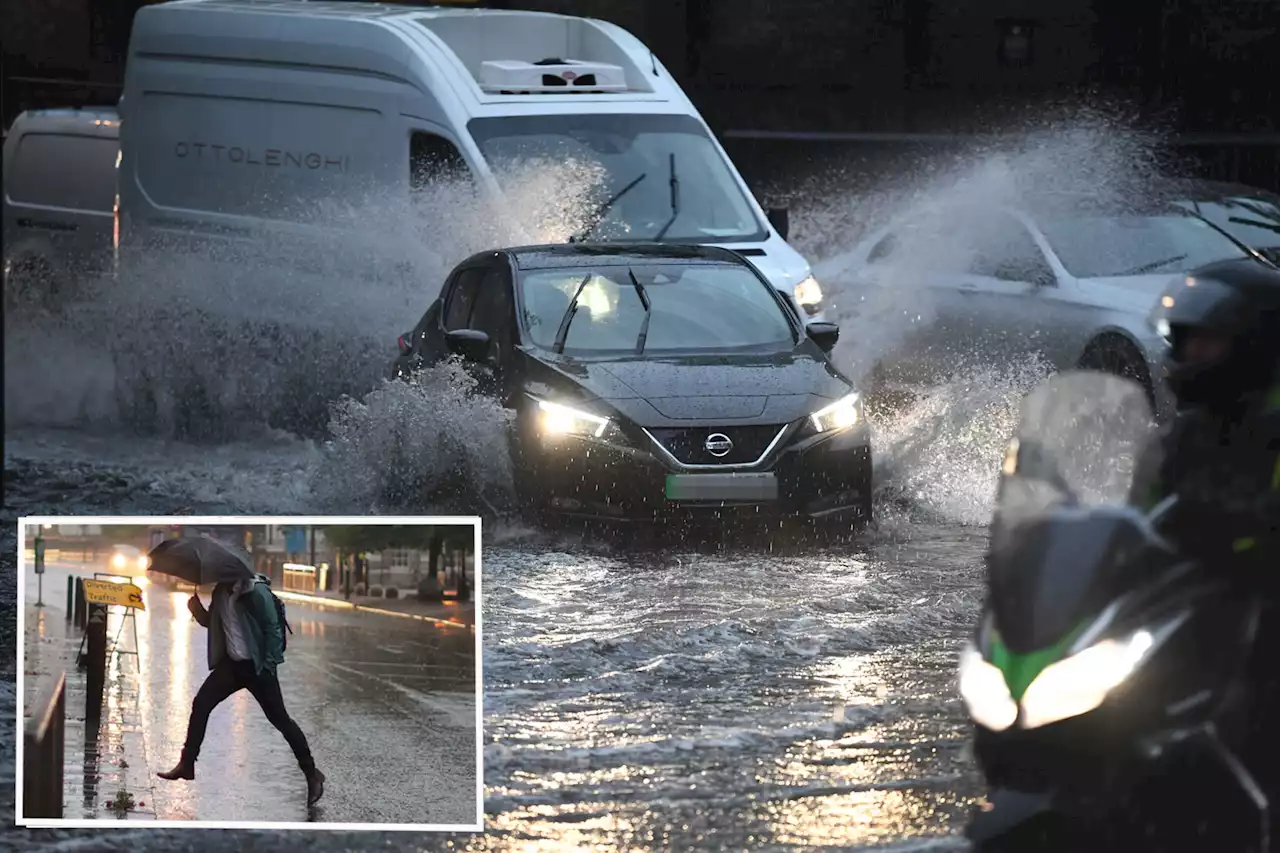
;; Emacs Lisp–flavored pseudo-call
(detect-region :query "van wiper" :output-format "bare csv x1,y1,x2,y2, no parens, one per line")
628,268,652,354
552,273,593,354
653,153,680,241
569,172,647,243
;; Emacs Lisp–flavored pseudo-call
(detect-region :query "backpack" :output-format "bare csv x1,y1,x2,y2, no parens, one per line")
253,575,293,653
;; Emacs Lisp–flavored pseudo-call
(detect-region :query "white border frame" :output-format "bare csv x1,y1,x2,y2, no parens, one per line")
15,515,485,833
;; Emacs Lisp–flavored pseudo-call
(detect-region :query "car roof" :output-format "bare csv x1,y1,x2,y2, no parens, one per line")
497,243,752,271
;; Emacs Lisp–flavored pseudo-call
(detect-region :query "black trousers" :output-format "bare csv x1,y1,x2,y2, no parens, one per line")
181,659,315,773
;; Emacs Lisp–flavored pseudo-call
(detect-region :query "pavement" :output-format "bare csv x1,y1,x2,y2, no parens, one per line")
23,603,159,821
282,586,476,628
20,556,480,826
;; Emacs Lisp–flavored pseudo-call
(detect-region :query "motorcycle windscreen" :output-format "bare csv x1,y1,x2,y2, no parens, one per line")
988,370,1160,653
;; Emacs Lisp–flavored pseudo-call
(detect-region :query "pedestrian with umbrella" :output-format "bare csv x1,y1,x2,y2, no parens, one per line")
147,536,325,806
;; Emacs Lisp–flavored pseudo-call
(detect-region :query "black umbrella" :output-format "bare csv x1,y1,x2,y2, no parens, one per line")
147,536,254,587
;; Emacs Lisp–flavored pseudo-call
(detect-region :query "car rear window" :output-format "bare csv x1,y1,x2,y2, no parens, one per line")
519,262,795,354
7,133,118,212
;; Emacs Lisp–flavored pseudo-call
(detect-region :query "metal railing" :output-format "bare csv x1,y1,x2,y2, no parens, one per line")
23,671,66,819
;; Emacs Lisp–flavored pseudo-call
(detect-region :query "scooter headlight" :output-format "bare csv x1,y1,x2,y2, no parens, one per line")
959,643,1019,732
1019,628,1157,730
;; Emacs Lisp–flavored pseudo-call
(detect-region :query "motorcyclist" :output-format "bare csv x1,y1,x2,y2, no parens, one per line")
1130,256,1280,577
1130,257,1280,823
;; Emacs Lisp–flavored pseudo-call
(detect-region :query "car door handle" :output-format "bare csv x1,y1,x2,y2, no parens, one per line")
958,285,979,295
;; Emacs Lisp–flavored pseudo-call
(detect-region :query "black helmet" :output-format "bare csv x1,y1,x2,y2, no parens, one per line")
1149,258,1280,409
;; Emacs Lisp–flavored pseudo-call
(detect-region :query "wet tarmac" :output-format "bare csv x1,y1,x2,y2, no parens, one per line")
18,556,479,827
3,415,997,850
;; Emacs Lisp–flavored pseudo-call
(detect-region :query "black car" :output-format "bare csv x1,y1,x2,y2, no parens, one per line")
392,243,873,527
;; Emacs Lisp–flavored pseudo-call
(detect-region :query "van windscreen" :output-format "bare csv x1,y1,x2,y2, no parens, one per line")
467,114,766,244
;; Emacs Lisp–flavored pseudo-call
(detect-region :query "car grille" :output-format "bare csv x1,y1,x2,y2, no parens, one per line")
646,425,788,466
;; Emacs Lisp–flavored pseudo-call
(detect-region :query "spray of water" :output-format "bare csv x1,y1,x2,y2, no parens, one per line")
3,161,607,441
311,361,514,514
789,108,1172,525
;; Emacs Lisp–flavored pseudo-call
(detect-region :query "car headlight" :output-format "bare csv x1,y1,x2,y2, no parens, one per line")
1019,628,1156,730
537,399,609,438
794,275,824,314
111,553,127,569
137,554,150,571
809,392,861,433
958,644,1018,732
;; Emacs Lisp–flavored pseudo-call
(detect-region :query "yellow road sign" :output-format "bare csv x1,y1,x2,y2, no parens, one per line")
82,579,146,610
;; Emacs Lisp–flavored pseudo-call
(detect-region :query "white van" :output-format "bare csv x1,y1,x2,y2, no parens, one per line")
117,0,826,320
3,107,119,304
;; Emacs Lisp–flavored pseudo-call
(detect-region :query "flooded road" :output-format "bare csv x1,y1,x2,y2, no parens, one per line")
4,414,996,849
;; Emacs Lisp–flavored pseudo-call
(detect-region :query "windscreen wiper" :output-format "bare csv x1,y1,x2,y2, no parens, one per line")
552,274,593,354
653,153,680,241
569,173,648,243
1120,253,1188,276
628,268,652,354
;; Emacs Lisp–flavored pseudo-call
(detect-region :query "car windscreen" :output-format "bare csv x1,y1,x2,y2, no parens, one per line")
467,114,766,243
1035,211,1250,278
519,262,795,354
1183,195,1280,253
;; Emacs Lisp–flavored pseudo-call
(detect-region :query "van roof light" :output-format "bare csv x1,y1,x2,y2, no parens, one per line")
478,58,628,95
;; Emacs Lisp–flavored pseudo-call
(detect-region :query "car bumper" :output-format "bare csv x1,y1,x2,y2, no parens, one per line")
518,422,872,521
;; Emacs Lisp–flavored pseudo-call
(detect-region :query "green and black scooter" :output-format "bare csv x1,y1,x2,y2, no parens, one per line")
960,370,1270,852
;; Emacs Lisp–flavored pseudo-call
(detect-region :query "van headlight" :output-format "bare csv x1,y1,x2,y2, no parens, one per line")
809,393,861,433
794,275,824,315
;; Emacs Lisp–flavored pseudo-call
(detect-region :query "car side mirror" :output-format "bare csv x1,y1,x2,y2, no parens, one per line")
445,329,491,363
396,332,414,357
806,321,839,353
767,207,790,241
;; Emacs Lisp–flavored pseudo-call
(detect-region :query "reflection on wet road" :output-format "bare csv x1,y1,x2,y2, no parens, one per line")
23,557,479,826
474,518,985,851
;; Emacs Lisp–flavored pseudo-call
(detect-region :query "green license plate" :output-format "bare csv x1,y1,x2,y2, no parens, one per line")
665,473,778,502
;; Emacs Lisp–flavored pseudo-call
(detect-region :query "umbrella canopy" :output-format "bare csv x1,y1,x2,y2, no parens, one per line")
147,536,254,587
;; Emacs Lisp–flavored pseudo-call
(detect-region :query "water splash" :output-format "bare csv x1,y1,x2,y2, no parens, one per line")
788,108,1171,525
311,360,515,514
3,162,608,440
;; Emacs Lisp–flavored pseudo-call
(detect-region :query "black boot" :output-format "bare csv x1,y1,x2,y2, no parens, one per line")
157,756,195,780
306,767,326,806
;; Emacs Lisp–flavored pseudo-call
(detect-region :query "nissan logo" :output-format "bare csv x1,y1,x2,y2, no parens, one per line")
704,433,733,457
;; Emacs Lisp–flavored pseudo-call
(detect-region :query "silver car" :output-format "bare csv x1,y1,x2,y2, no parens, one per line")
817,195,1259,419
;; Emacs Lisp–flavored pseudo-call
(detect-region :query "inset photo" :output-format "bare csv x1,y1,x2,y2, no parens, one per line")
16,516,482,831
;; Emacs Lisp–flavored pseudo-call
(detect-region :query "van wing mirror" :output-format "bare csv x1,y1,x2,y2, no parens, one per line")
767,207,790,241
